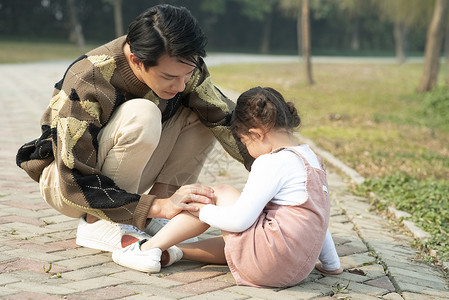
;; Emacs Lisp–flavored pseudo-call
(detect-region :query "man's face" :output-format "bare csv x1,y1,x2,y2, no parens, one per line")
140,54,197,100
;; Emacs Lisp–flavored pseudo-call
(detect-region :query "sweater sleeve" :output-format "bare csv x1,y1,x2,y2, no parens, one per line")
183,59,254,171
199,154,283,232
18,53,153,230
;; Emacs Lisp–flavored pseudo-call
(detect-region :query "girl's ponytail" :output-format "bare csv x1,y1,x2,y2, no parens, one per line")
286,102,301,128
232,87,301,138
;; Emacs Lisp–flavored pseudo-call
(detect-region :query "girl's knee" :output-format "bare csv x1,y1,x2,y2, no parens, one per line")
213,184,240,206
213,184,233,193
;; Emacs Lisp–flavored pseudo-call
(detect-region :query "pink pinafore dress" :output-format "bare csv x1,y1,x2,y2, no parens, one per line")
224,147,330,287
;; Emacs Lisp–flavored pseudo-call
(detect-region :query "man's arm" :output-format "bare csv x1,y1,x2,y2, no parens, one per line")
183,60,254,170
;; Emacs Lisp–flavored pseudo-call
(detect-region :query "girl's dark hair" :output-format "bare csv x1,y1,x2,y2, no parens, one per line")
125,4,207,69
231,87,301,138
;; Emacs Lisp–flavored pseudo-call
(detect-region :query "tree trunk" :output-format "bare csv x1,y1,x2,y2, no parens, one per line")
259,8,273,54
113,0,124,37
445,21,449,61
296,5,302,56
445,21,449,85
394,21,408,64
418,0,449,92
350,18,360,51
67,0,85,49
301,0,314,85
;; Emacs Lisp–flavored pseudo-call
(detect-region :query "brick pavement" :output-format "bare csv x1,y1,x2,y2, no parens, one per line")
0,61,448,299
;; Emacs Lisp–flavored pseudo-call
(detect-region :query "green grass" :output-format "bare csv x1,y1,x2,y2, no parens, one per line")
356,175,449,261
0,40,99,63
209,61,449,265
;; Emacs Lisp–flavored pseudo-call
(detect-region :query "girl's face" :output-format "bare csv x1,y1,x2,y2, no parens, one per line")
239,129,272,159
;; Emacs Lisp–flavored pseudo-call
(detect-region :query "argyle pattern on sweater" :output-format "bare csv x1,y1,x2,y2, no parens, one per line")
16,36,250,229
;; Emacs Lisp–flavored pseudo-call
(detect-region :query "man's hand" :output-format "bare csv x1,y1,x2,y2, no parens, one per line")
187,203,206,218
152,183,215,220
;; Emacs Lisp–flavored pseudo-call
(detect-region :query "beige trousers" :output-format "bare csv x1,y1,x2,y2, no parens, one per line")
40,99,215,218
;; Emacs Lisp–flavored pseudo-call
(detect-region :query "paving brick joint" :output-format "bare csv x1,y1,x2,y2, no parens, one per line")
0,60,448,299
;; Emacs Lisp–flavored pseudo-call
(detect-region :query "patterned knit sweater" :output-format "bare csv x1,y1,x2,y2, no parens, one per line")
16,36,252,230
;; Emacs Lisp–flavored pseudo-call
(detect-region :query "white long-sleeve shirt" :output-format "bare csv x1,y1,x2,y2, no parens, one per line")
199,145,322,232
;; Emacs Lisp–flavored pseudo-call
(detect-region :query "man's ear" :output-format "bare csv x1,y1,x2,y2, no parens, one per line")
129,53,142,69
248,128,265,142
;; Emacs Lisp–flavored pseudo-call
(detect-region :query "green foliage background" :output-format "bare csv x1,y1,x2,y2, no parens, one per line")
0,0,429,55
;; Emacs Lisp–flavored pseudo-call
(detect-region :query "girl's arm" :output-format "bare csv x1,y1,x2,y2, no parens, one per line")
199,155,283,232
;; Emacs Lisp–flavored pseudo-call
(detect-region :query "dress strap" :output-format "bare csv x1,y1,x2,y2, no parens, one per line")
273,146,326,171
272,146,311,168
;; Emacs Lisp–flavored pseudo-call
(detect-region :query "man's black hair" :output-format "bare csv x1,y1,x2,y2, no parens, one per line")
126,4,208,69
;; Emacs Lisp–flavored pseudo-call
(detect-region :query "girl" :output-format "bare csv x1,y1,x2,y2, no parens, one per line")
113,87,342,287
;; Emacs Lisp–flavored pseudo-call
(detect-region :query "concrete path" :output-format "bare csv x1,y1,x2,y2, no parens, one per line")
0,59,447,299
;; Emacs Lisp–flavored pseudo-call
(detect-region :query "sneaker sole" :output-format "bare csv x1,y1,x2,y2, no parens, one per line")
114,260,161,273
112,251,161,273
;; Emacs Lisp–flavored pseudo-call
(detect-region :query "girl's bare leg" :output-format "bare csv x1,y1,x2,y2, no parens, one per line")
179,184,241,264
178,236,226,264
141,211,209,251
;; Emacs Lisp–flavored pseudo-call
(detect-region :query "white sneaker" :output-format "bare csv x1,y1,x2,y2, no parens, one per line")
161,245,183,267
145,218,199,243
76,216,153,252
112,240,162,273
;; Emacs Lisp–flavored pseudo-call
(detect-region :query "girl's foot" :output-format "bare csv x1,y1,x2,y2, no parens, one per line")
315,262,344,275
112,239,162,272
112,239,183,273
161,245,183,267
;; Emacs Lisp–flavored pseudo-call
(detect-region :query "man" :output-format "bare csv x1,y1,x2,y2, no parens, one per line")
16,4,252,252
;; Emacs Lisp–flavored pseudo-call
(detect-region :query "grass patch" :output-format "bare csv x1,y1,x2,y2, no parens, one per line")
356,174,449,262
0,40,99,63
421,86,449,131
